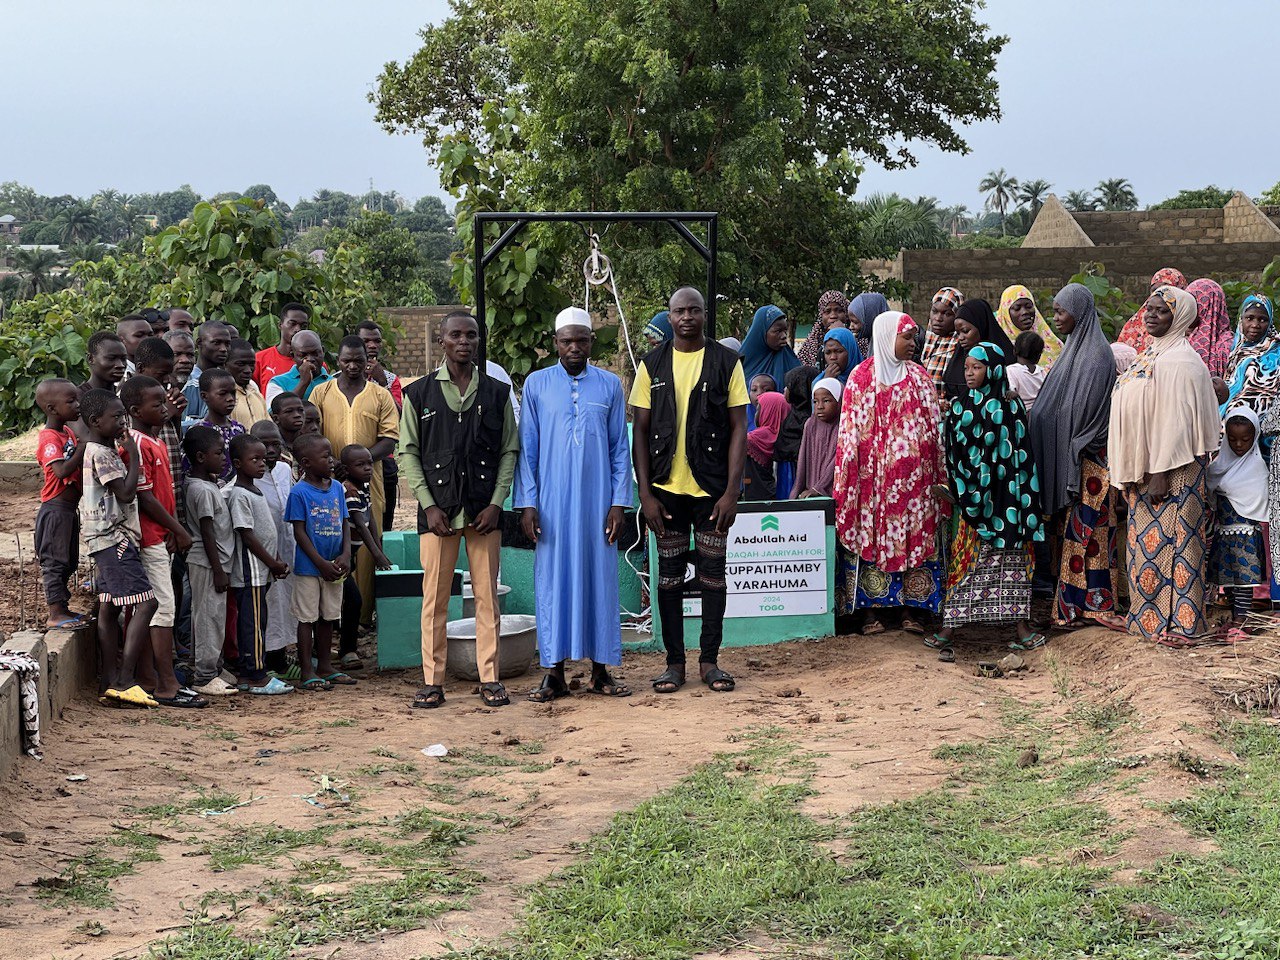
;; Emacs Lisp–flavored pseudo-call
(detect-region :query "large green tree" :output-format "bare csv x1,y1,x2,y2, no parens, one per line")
374,0,1006,346
1149,185,1234,210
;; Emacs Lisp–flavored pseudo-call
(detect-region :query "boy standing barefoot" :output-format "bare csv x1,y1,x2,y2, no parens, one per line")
225,434,292,695
34,379,88,630
79,389,159,708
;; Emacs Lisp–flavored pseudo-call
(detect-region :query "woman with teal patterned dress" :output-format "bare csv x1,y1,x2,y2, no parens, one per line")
933,342,1046,651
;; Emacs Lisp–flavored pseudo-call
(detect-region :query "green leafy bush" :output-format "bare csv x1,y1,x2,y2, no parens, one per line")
0,198,382,437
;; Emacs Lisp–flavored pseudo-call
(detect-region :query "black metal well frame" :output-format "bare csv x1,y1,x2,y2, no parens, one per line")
473,211,719,363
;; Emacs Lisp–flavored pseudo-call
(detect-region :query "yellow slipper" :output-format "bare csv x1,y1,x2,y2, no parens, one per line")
105,685,159,708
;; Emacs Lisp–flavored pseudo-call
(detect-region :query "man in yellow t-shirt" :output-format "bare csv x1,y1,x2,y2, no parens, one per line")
630,287,748,697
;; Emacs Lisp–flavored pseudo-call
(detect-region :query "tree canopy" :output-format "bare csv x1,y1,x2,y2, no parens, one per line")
374,0,1007,335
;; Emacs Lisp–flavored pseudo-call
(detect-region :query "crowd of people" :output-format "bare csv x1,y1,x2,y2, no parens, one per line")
28,264,1278,713
684,269,1274,653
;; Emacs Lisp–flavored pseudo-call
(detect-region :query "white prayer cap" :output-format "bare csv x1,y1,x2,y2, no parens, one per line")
555,307,593,332
719,336,742,353
812,377,843,402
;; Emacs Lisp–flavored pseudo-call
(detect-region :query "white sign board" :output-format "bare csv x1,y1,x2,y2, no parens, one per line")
682,508,829,618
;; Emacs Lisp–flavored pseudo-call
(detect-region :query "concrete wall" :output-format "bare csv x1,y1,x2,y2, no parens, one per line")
1224,192,1280,243
0,624,96,776
381,305,465,377
1023,195,1094,249
897,241,1280,314
1073,207,1224,246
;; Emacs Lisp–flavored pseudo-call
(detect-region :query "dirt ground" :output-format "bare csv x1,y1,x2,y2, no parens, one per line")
0,614,1250,960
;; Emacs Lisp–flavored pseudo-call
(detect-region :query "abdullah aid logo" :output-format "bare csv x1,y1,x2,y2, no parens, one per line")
760,514,780,532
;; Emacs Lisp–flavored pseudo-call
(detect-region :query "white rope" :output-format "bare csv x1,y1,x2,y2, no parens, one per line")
581,232,650,630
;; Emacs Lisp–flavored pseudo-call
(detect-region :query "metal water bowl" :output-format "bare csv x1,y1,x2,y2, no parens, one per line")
446,614,538,681
460,583,511,620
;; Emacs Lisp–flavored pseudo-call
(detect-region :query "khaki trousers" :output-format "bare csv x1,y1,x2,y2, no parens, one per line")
419,526,501,685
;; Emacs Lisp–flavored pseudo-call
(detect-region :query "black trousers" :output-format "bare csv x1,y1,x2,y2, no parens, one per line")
652,489,728,667
34,498,79,608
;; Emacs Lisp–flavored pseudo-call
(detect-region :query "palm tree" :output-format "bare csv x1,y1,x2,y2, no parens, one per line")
1063,190,1097,212
55,205,99,245
1016,179,1052,214
940,204,972,236
11,248,62,297
978,168,1019,234
1096,178,1138,211
63,242,105,264
857,193,950,256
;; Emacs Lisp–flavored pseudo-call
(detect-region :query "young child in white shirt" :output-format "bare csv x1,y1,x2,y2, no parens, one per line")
1007,331,1047,411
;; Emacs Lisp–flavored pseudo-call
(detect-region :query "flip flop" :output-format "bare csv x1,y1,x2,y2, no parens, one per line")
339,652,364,671
155,689,210,709
1153,633,1196,649
106,685,159,708
862,620,886,636
322,672,358,686
924,633,952,650
479,682,510,707
901,618,926,636
1008,633,1048,651
249,677,294,695
48,617,90,630
298,677,332,691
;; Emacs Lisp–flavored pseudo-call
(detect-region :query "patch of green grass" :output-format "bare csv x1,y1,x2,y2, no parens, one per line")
137,789,243,819
452,721,1280,960
201,825,329,871
35,850,141,908
146,917,294,960
289,857,352,885
513,740,544,755
1070,696,1135,733
370,746,401,758
320,717,356,728
278,868,474,944
355,761,416,777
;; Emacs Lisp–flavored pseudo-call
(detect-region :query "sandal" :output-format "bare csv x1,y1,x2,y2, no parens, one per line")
937,647,956,663
339,652,364,671
106,685,159,709
702,666,735,692
271,663,302,683
412,686,445,709
480,682,510,707
249,677,294,695
1218,626,1249,645
48,616,90,630
322,672,358,686
298,677,333,691
1008,633,1048,651
901,617,926,636
155,688,210,709
527,675,572,703
862,620,886,636
586,673,632,697
651,667,685,694
924,633,952,650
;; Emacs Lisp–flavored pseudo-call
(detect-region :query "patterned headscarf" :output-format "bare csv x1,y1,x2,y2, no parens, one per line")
946,342,1043,548
797,290,850,365
921,287,965,392
941,298,1015,399
1223,293,1280,417
1116,267,1188,352
1186,278,1233,378
996,284,1063,369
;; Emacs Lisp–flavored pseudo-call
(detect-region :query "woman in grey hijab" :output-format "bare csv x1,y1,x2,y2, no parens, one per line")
1028,282,1125,630
849,292,889,358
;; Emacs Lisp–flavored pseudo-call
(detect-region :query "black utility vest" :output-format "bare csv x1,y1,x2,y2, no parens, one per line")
403,368,511,522
644,338,737,498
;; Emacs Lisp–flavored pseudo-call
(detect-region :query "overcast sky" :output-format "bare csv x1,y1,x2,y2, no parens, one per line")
8,0,1271,212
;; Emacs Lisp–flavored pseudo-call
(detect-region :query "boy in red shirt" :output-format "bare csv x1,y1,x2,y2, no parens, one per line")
254,302,311,393
121,376,207,708
34,379,88,629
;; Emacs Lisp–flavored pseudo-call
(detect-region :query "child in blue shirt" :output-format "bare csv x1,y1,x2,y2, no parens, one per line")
285,434,351,691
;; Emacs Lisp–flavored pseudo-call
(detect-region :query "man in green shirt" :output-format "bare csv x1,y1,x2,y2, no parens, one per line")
399,312,519,709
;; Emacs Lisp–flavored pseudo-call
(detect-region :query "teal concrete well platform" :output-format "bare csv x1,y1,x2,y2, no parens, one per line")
375,498,835,668
375,531,644,669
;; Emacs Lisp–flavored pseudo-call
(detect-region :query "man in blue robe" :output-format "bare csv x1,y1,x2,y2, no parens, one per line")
516,307,633,701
